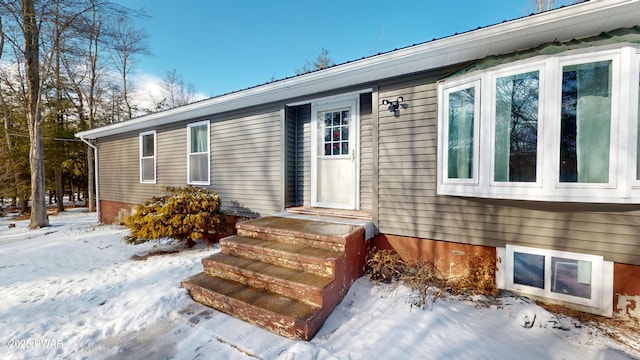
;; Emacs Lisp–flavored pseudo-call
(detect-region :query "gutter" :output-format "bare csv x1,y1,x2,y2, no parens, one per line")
78,135,100,222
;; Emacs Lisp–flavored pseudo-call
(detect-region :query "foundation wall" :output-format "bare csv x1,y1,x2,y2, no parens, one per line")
374,233,640,322
371,234,496,279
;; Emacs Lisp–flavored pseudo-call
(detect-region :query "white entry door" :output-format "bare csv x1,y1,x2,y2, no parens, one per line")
311,96,359,209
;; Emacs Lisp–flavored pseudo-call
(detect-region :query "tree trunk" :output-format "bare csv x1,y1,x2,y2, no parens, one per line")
22,0,49,229
55,167,64,212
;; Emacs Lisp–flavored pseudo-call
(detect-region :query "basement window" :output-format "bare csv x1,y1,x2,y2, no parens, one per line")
505,245,608,309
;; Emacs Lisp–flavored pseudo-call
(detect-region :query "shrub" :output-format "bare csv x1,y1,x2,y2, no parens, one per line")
123,186,232,246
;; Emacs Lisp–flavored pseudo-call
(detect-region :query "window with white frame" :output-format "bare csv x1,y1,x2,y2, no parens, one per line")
493,69,540,184
437,46,640,203
187,121,210,185
505,245,608,310
139,130,156,183
636,57,640,182
443,81,480,183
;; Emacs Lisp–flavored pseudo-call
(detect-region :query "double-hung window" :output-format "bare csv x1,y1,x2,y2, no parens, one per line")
187,121,210,185
139,130,156,183
438,46,640,203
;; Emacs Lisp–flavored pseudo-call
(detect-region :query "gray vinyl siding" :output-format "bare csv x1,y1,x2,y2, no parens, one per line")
359,93,373,210
157,125,188,185
98,105,283,218
285,106,297,207
98,134,154,204
210,106,282,217
375,69,640,266
295,104,311,207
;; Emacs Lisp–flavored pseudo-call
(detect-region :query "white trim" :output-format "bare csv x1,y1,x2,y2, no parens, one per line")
286,88,372,107
187,120,211,185
76,1,640,141
139,130,157,184
440,81,481,186
631,52,640,190
505,245,612,314
488,64,545,189
310,93,360,210
554,52,620,191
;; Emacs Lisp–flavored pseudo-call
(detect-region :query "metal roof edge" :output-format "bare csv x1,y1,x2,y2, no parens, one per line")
76,0,640,139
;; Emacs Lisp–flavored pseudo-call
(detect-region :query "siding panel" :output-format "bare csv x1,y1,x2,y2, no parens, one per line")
359,93,373,210
211,106,282,217
98,105,283,218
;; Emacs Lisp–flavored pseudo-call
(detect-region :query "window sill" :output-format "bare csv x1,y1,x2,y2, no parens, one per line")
438,184,640,204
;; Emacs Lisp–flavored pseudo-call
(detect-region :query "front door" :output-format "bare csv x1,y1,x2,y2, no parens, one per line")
311,97,359,209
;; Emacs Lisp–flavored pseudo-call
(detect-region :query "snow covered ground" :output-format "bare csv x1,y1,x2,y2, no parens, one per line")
0,208,638,360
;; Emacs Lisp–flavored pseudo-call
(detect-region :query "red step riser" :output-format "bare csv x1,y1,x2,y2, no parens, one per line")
203,262,327,307
182,280,318,341
236,229,345,252
221,242,338,277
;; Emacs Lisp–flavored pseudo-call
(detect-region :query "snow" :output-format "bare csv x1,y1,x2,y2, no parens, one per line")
0,209,638,359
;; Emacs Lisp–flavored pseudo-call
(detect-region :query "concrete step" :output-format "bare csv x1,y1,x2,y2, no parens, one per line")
236,216,365,252
221,235,343,277
202,253,335,307
182,214,370,340
181,272,327,340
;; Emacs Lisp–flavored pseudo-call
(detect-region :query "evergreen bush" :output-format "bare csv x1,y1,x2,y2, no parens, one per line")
123,186,232,246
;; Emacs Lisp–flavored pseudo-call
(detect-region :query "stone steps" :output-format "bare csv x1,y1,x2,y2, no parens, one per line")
202,253,334,307
221,235,342,277
181,273,326,340
181,215,370,340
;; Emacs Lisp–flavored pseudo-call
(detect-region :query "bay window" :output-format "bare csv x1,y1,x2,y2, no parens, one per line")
494,70,540,183
559,61,612,184
443,82,479,182
438,46,640,203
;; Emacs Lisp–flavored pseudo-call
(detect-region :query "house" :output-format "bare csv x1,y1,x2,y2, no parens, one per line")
76,0,640,324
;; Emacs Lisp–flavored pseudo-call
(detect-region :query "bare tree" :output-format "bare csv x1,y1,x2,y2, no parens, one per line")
530,0,582,13
20,0,49,228
109,15,149,120
151,68,197,111
0,0,151,222
296,48,334,75
0,17,23,210
0,11,33,213
62,0,105,212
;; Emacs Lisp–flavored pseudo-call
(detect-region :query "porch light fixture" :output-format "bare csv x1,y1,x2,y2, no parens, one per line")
381,96,404,115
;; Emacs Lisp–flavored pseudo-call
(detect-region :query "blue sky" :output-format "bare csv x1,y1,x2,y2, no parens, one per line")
117,0,573,98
